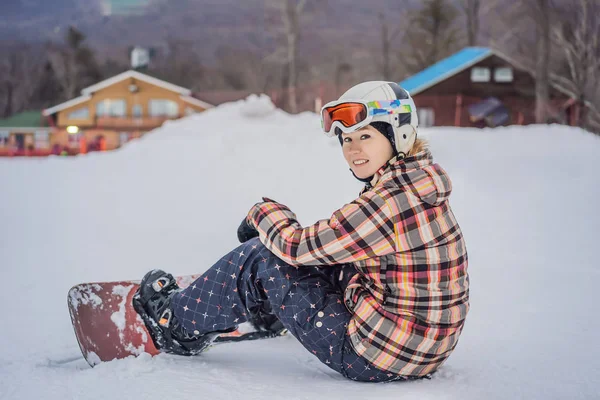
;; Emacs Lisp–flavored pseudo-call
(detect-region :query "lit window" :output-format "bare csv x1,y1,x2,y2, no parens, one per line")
96,99,127,117
471,67,490,82
34,131,50,149
67,107,90,119
417,108,435,127
149,99,179,117
494,67,514,82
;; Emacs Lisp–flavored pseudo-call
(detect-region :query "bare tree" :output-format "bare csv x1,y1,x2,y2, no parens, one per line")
484,1,533,53
551,0,600,128
378,12,405,79
335,61,353,94
282,0,305,113
481,0,600,132
0,42,46,118
213,45,270,92
401,0,462,74
265,0,313,113
489,0,558,123
47,46,79,100
533,0,553,123
460,0,481,46
149,36,206,90
47,26,102,101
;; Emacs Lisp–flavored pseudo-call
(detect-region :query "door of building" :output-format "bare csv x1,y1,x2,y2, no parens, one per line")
15,134,25,150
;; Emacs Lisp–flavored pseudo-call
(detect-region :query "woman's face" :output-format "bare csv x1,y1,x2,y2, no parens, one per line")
341,125,394,179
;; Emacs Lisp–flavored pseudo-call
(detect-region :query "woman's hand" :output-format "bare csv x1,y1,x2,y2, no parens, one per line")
238,198,279,243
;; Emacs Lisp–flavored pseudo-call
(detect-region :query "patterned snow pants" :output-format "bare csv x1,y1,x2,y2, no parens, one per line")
170,238,410,382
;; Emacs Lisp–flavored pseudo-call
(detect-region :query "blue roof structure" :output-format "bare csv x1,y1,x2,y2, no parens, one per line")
399,47,493,95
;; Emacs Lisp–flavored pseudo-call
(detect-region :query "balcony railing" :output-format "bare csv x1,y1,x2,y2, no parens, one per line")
95,116,175,129
0,148,54,157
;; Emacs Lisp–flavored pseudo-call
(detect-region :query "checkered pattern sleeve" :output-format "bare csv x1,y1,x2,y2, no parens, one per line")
247,193,397,266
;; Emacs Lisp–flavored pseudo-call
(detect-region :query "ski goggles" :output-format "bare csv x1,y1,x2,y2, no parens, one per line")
320,98,415,137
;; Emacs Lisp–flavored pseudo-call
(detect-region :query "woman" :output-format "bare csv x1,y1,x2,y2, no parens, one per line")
133,81,470,382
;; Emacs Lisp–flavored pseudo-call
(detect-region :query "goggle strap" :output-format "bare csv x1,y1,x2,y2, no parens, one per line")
367,99,414,116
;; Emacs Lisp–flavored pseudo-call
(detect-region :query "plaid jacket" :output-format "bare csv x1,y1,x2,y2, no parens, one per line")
247,150,469,377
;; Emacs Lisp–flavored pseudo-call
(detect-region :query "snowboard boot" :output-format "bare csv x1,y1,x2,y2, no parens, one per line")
132,269,234,356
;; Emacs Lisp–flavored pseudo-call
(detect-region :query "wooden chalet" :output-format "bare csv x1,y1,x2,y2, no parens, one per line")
0,70,213,156
399,47,583,129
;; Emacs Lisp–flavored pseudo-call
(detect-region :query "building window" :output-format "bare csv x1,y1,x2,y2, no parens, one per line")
96,99,127,117
494,67,514,82
149,99,179,117
119,132,130,145
417,108,435,127
0,130,9,147
133,104,143,118
471,67,490,82
34,131,50,149
67,107,90,120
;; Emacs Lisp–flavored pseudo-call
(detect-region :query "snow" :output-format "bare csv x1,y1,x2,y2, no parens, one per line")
68,283,103,310
1,94,599,399
110,284,134,334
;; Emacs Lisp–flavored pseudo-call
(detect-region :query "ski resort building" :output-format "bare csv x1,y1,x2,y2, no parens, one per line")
0,70,212,157
400,47,585,129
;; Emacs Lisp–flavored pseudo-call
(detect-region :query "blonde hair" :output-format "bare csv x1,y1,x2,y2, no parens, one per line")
407,138,428,156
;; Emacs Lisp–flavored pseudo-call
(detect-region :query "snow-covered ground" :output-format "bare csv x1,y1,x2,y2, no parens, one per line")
1,95,599,399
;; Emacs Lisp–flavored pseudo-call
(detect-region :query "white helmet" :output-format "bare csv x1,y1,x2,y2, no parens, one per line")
321,81,418,158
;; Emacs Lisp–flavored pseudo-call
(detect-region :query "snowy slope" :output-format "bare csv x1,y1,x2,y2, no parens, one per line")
1,95,599,399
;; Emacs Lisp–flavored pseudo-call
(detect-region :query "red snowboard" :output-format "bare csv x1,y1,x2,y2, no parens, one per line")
67,275,273,367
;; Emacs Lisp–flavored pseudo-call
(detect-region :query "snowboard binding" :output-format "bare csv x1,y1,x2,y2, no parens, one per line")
132,269,232,356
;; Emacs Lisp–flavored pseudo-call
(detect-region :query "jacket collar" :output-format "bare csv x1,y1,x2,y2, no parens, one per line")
359,150,432,194
371,150,433,187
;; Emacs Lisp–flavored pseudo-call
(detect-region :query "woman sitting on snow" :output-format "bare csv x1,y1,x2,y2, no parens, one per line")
133,81,470,382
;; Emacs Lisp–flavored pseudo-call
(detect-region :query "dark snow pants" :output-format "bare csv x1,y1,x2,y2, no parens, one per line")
170,238,407,382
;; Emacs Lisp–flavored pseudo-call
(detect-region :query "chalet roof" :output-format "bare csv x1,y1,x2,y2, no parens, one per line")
81,70,191,96
0,111,50,129
398,47,588,109
43,96,92,116
43,70,213,116
400,47,493,95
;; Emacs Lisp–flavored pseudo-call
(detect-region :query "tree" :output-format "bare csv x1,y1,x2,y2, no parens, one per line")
30,60,65,111
401,0,461,74
264,0,315,113
149,36,205,91
533,0,553,123
551,0,600,128
378,12,406,80
47,26,102,101
280,0,304,113
460,0,481,46
486,0,558,123
335,61,353,95
214,45,268,92
0,42,46,118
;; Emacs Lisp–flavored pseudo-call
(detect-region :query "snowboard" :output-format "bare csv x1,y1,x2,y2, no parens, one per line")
68,275,285,367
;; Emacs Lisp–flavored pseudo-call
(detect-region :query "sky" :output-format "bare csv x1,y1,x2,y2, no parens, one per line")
0,95,599,399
